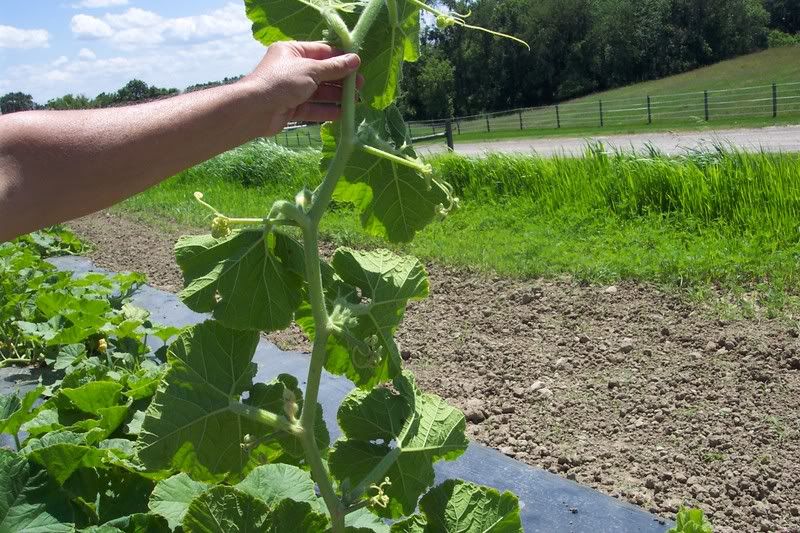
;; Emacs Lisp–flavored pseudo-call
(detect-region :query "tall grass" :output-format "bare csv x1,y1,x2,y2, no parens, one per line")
118,141,800,308
433,146,800,242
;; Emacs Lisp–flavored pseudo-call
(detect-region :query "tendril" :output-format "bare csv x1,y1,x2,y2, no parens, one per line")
409,0,530,50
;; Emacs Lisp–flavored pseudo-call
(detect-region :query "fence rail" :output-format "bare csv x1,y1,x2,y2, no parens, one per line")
271,81,800,149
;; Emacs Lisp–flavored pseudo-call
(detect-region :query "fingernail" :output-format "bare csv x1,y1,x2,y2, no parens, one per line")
344,53,360,68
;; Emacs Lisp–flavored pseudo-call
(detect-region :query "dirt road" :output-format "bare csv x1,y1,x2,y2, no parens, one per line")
423,125,800,157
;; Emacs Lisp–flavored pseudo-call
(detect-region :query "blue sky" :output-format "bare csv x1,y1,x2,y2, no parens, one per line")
0,1,267,102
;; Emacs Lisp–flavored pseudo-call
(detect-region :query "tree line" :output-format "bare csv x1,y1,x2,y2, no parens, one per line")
400,0,800,119
0,76,242,115
3,1,800,119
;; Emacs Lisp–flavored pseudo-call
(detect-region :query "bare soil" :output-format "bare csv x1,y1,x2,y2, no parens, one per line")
68,211,800,533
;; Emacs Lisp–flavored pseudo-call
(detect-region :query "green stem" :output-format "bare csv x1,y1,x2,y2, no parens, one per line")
299,71,358,533
0,358,30,368
345,447,401,508
13,433,21,451
351,0,387,48
359,144,432,174
228,402,301,435
309,73,357,225
295,5,392,531
321,8,353,50
227,217,264,225
386,0,398,26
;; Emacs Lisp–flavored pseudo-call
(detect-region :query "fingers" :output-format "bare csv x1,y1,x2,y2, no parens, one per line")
289,41,340,60
312,79,364,103
293,102,344,123
312,84,345,103
310,53,361,84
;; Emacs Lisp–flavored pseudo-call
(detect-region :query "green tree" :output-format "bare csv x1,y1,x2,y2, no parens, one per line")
0,92,36,114
46,94,92,110
764,0,800,33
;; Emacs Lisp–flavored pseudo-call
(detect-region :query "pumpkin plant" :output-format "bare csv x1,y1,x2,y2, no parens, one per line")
136,0,527,531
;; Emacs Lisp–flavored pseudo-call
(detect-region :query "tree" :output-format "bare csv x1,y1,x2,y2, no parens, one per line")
46,94,92,110
0,92,36,114
764,0,800,34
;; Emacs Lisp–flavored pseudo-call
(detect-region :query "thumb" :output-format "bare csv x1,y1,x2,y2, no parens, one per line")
311,53,361,83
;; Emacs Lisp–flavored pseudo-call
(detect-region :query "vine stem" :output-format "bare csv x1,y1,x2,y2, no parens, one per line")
297,2,385,531
0,358,31,368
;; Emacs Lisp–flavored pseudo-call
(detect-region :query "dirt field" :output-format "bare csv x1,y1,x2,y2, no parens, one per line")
69,212,800,533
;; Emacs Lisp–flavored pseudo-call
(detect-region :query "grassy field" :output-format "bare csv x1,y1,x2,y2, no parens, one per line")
571,47,800,102
398,47,800,143
117,141,800,316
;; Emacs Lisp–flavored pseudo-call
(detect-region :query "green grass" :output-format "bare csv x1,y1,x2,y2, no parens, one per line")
571,47,800,102
117,141,800,316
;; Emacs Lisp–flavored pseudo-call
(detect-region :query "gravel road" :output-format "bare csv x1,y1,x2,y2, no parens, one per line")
423,124,800,157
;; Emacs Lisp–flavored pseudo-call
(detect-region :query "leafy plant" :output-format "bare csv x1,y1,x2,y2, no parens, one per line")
132,0,526,531
668,508,714,533
0,228,175,372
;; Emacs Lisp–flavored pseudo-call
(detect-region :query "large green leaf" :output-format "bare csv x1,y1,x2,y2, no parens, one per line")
330,373,468,519
26,438,123,485
60,382,123,415
325,105,452,243
0,394,20,422
174,230,303,332
181,485,271,533
390,480,523,532
137,321,268,481
245,0,328,44
0,449,74,532
358,0,420,109
148,473,210,530
92,513,171,533
261,499,329,532
235,464,319,509
314,248,428,389
0,387,44,439
337,380,411,441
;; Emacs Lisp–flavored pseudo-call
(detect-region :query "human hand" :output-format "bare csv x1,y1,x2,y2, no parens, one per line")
241,41,362,137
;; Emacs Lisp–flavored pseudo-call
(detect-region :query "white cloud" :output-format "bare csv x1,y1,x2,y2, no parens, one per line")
5,32,266,102
105,8,163,29
52,56,69,67
69,4,251,50
78,48,97,60
0,25,50,49
71,0,129,8
71,14,113,39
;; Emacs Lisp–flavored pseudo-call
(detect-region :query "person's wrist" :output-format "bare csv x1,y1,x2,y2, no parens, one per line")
234,76,283,138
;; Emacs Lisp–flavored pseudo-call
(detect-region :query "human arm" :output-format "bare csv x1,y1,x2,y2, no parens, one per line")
0,41,361,242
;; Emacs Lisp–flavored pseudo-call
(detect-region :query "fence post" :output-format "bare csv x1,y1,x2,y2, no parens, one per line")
445,119,454,151
556,105,561,129
773,83,778,118
431,124,436,135
456,119,461,135
647,96,652,125
284,131,289,145
599,100,604,127
296,131,300,145
485,114,491,133
518,110,524,130
704,90,709,122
